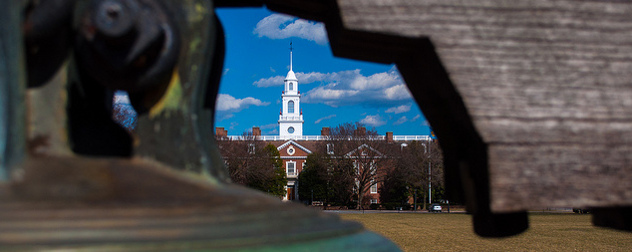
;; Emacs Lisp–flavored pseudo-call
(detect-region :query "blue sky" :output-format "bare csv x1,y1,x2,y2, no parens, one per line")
214,7,430,136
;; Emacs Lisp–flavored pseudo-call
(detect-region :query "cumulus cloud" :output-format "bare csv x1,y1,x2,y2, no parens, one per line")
393,116,408,125
360,114,386,127
215,94,270,121
315,114,336,124
385,104,411,114
253,75,285,87
301,68,411,107
253,66,413,107
216,94,269,111
253,14,328,45
258,123,277,130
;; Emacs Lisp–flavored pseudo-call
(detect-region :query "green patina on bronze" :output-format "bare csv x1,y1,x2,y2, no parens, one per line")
0,0,400,250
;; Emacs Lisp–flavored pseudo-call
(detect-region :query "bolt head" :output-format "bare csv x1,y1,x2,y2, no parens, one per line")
94,0,136,38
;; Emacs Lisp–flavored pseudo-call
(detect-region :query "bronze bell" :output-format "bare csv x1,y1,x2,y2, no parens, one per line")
0,0,399,250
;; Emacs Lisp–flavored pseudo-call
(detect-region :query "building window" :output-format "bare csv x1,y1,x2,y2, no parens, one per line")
288,100,294,113
326,143,334,155
248,143,255,154
289,82,293,90
371,162,377,175
287,161,296,176
288,126,295,134
370,182,378,194
370,199,378,204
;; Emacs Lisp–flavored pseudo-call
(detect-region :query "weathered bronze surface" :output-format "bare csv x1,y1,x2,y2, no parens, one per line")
0,0,400,250
1,156,394,250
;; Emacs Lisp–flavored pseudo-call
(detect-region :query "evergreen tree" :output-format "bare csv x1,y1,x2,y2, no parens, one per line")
298,153,330,205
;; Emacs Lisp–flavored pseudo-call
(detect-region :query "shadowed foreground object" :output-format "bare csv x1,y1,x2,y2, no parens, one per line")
0,0,399,250
3,0,632,247
0,157,393,250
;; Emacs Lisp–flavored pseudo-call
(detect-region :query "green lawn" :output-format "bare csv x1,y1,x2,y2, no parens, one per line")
340,213,632,251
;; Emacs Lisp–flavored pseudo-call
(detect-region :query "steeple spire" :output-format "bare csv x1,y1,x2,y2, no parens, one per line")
279,40,303,139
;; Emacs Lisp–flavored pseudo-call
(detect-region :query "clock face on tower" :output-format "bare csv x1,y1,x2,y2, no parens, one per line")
288,127,295,134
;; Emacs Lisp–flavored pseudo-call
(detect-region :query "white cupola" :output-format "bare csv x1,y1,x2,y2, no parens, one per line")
279,42,303,139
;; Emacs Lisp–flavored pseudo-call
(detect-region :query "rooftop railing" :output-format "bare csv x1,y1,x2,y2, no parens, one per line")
221,135,431,141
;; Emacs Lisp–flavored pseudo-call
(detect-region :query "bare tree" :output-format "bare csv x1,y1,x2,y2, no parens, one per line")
326,122,390,209
387,139,443,210
217,132,287,198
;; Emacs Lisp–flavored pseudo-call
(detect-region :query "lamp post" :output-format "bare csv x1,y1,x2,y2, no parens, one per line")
422,142,432,205
428,161,432,205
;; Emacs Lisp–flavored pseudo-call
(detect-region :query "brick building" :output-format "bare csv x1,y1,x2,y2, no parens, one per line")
216,126,430,204
216,47,431,204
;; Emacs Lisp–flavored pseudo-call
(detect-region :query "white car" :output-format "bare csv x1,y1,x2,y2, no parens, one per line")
429,204,442,213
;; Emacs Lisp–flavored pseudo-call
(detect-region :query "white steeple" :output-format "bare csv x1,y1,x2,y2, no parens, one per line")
285,42,297,85
279,42,303,139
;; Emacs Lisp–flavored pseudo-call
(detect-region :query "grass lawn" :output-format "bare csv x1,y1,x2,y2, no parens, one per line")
340,212,632,251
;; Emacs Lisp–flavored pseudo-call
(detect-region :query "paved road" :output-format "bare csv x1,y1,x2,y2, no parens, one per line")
323,209,466,214
323,208,574,214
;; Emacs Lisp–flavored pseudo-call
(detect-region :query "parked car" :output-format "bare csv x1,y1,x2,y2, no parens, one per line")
429,203,442,213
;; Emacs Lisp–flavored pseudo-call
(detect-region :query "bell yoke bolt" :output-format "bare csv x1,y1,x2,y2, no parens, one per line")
94,0,137,39
76,0,179,93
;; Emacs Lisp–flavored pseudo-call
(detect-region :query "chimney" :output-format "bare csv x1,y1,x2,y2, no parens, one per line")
252,127,261,136
386,132,393,143
216,127,228,138
321,127,330,136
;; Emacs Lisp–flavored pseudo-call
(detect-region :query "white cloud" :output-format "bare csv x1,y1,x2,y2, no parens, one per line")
393,116,408,125
385,104,411,114
360,114,386,127
253,14,328,45
216,94,269,111
229,122,238,130
269,67,276,73
253,75,285,87
315,114,336,124
304,86,359,107
302,68,412,107
258,123,277,130
411,114,421,122
219,114,234,121
223,68,230,76
383,84,411,100
253,66,413,107
215,94,270,122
